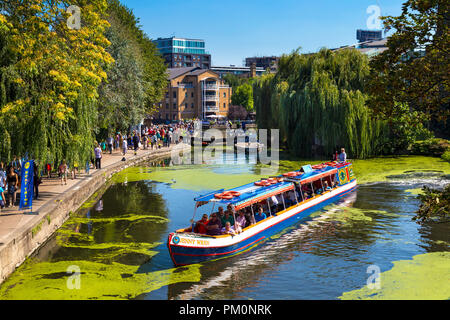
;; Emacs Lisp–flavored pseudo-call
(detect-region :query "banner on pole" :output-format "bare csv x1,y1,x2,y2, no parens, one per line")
19,160,34,210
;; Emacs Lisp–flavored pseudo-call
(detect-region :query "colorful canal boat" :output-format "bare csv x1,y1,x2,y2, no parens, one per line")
167,161,357,266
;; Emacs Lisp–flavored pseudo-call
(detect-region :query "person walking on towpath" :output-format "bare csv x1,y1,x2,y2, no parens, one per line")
94,144,102,169
133,132,140,155
107,136,114,154
58,160,68,186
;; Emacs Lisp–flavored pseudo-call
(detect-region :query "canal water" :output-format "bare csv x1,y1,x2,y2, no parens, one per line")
0,154,449,300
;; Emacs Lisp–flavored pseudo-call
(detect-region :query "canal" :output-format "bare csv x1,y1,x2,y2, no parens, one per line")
0,154,449,300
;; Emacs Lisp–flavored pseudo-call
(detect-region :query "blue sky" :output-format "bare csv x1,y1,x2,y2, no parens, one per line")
121,0,405,66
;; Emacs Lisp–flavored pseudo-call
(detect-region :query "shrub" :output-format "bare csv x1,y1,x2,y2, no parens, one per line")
414,184,450,223
411,138,450,157
442,150,450,163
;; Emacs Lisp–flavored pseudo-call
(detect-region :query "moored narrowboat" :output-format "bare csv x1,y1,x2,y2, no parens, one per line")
167,161,357,266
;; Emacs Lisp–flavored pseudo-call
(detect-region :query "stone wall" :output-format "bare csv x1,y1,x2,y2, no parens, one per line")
0,146,186,285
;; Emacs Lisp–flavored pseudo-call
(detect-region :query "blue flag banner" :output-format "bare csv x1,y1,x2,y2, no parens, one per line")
19,160,34,210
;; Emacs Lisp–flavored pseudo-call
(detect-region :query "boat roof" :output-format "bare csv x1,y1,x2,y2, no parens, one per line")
194,162,350,208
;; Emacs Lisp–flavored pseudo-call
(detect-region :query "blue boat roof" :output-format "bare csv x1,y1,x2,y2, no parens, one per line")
194,181,294,205
194,163,347,205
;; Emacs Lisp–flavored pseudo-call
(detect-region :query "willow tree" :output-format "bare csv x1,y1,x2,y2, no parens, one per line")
0,0,114,167
254,49,389,159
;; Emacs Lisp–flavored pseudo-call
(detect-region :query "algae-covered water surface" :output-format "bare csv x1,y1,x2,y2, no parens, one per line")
0,154,449,300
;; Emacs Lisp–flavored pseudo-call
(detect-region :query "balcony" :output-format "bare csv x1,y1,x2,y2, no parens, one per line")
205,106,219,112
204,95,218,102
204,84,218,90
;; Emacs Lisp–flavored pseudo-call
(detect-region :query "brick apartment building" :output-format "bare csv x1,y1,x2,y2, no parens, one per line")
153,67,232,121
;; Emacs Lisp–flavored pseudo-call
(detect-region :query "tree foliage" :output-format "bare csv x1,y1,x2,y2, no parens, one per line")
368,0,449,134
0,0,167,166
254,49,390,158
0,0,114,167
231,83,254,112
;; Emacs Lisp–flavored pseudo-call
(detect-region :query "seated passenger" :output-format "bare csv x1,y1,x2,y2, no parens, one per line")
270,195,279,214
221,210,235,226
225,203,234,216
205,213,222,236
193,214,209,234
324,181,332,191
217,206,225,220
254,207,267,222
285,191,296,207
221,222,236,235
235,210,247,232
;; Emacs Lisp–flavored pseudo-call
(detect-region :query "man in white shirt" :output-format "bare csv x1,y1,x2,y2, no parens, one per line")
339,148,347,162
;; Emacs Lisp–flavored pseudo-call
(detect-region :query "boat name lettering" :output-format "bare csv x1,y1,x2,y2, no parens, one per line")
178,238,210,246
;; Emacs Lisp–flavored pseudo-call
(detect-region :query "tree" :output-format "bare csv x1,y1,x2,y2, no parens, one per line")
231,83,254,112
227,105,248,120
368,0,449,136
254,49,389,158
97,0,167,136
0,0,114,167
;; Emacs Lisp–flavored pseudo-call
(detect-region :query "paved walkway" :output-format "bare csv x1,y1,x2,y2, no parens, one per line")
0,146,173,246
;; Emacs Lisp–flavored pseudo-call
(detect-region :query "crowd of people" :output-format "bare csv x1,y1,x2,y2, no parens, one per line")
0,121,197,212
0,158,41,210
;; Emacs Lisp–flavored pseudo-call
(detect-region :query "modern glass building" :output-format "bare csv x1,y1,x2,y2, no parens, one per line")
153,37,211,69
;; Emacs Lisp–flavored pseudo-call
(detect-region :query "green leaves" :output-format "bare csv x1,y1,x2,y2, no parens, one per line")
414,184,450,223
368,0,449,128
231,83,254,112
254,49,386,159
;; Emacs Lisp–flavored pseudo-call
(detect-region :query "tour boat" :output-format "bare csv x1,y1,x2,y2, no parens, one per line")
167,161,357,266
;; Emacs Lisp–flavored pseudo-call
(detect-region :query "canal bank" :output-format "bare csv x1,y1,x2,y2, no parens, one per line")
0,144,190,285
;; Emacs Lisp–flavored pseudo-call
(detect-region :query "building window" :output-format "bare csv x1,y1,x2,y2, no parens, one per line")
191,103,194,109
173,91,176,99
224,103,226,109
185,92,188,98
185,103,188,109
173,103,176,109
191,92,194,98
223,92,226,98
166,104,169,109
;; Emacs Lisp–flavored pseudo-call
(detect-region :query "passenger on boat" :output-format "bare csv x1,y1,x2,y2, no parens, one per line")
225,204,234,217
221,210,235,227
254,207,267,223
339,148,347,162
193,214,209,234
221,222,236,236
285,191,297,207
324,181,332,191
245,208,256,226
235,210,247,233
217,206,225,220
205,213,222,236
269,195,279,214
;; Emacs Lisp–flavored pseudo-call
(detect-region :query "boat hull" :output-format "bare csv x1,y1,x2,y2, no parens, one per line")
168,180,357,266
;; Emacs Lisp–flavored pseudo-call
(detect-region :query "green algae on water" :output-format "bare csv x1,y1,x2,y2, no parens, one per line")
351,156,450,184
339,252,450,300
405,188,425,196
0,259,202,300
112,156,450,192
68,214,170,224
